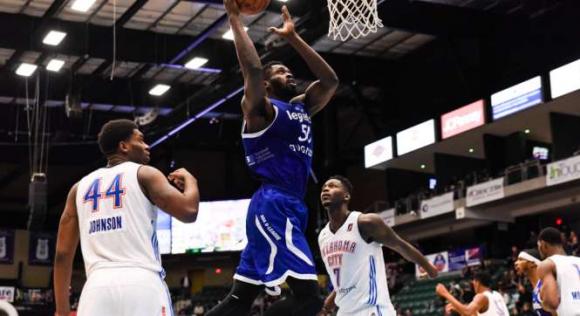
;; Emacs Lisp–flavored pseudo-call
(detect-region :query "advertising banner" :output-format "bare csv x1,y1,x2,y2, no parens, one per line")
396,120,436,156
550,58,580,98
420,192,455,219
364,136,393,169
416,251,448,279
0,286,15,302
491,76,542,120
466,178,505,207
546,155,580,186
441,100,485,139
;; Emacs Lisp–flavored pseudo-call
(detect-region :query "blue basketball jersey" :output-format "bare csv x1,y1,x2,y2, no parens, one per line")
242,98,313,197
533,280,552,316
236,98,317,287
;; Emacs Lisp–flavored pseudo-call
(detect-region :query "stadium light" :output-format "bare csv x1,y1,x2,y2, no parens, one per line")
46,59,65,72
16,63,37,77
43,30,67,46
185,57,209,70
149,84,171,96
71,0,97,12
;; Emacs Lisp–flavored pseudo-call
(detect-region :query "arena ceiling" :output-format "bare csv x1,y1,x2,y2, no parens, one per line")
0,0,580,228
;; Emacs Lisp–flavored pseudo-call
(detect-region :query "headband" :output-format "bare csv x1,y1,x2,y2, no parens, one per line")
518,251,541,264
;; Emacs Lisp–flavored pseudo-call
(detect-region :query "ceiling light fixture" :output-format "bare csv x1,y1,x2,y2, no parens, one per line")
71,0,97,12
42,30,67,46
149,84,171,96
15,63,38,77
46,59,65,72
185,57,209,70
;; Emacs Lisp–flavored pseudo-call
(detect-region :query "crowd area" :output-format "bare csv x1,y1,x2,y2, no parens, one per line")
169,227,580,315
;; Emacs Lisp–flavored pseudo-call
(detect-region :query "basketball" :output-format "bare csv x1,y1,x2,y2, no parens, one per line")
236,0,270,15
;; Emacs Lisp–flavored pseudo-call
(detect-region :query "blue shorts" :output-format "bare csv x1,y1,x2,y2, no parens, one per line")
234,186,317,287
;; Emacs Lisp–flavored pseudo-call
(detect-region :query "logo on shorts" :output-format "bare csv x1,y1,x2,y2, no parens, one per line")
161,306,166,316
347,224,353,232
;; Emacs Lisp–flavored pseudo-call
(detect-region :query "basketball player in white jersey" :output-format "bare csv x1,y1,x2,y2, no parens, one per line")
318,176,438,315
536,227,580,315
436,271,509,316
53,119,200,316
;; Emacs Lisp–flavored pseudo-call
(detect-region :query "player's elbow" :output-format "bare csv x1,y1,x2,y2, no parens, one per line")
178,207,198,223
321,74,339,90
54,250,74,266
327,74,340,87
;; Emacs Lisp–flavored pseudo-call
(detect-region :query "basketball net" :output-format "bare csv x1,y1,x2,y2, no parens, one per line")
327,0,383,41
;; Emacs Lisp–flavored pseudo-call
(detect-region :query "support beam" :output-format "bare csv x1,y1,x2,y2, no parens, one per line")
3,0,67,70
0,68,204,109
115,0,148,27
0,12,238,66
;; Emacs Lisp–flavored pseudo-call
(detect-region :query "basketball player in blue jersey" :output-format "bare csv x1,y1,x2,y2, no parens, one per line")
206,1,339,315
515,248,552,316
54,119,200,316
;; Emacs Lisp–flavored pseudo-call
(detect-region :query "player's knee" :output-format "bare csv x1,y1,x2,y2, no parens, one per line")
287,279,323,312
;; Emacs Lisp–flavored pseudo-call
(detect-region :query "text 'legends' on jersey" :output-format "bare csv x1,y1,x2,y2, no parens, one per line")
242,98,314,197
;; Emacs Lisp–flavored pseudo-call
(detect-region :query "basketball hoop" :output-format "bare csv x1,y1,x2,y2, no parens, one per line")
327,0,383,41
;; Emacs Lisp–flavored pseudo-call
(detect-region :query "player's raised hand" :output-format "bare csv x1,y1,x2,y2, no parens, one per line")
223,0,240,16
168,168,197,191
268,5,295,37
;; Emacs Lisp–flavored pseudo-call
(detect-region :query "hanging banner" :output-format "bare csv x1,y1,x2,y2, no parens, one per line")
28,232,54,266
448,249,468,271
0,230,14,265
415,251,449,279
364,136,393,169
0,286,15,302
420,192,455,219
441,100,485,139
465,247,482,266
466,178,505,207
546,155,580,186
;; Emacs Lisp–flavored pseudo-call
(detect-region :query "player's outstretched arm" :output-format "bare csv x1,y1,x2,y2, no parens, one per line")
224,0,273,131
358,214,438,278
436,284,484,316
138,166,199,223
54,184,80,316
269,6,339,116
537,259,560,312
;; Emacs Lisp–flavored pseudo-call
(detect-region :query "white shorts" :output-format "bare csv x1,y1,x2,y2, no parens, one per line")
78,267,173,316
338,304,395,316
